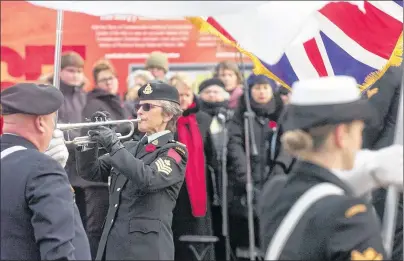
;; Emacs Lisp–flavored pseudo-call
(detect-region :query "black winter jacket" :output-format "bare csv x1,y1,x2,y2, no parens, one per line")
226,93,283,217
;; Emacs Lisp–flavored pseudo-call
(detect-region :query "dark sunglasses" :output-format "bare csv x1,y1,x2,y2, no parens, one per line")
135,103,163,112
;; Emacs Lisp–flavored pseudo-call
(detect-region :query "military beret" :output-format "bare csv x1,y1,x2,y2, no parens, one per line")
1,83,64,115
138,80,180,104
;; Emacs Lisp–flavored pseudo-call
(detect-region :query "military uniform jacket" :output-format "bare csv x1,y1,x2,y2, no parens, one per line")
76,132,188,260
258,161,386,260
0,134,91,260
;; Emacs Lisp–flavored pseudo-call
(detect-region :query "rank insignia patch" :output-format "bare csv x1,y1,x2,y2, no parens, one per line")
155,158,172,175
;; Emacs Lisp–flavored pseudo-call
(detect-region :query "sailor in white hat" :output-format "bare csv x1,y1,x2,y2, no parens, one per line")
257,76,403,260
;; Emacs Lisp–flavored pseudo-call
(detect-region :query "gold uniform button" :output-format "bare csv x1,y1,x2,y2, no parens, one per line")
117,188,121,192
114,204,118,208
111,219,114,224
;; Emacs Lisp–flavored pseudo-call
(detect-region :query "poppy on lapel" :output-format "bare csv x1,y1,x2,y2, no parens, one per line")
145,144,156,152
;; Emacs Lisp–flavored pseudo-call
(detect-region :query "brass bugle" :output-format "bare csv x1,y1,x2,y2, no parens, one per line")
57,119,141,146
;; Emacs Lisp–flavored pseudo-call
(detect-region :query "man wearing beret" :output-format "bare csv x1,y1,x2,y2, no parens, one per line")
0,83,91,260
75,80,188,260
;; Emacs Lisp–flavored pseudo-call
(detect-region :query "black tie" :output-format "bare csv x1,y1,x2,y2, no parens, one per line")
135,136,148,155
140,136,148,145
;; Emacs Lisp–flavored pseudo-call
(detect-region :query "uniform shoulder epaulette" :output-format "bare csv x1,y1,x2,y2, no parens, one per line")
168,140,186,147
167,140,187,157
175,141,187,148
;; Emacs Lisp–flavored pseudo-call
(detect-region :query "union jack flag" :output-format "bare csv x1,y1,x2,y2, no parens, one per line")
189,1,403,91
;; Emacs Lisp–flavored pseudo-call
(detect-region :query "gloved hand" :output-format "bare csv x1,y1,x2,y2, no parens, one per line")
90,111,112,123
333,144,403,196
90,111,116,131
88,126,124,155
45,129,69,168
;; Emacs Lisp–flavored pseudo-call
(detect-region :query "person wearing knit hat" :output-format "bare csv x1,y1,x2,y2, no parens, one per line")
198,77,230,115
226,72,284,254
198,77,225,93
247,74,277,92
145,51,169,81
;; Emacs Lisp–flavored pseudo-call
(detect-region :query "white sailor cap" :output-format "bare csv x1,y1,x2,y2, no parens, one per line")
280,76,378,131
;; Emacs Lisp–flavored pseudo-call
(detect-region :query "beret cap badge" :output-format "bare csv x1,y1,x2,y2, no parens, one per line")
143,83,153,95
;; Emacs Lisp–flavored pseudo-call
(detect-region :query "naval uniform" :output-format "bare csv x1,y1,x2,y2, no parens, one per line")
259,161,386,260
76,131,188,260
258,76,385,260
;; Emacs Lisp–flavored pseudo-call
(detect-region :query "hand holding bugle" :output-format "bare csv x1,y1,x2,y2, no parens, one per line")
57,119,141,146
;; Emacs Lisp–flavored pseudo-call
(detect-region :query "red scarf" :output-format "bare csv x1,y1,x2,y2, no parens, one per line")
0,116,3,135
177,103,207,217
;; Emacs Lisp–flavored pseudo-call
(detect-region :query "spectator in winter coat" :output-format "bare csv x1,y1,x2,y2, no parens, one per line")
214,61,244,110
44,52,88,230
226,74,283,251
198,77,233,200
198,77,233,260
169,73,217,261
82,60,128,121
47,51,87,128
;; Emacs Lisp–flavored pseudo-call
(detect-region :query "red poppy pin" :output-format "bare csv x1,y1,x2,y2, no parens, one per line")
145,144,156,152
269,120,277,129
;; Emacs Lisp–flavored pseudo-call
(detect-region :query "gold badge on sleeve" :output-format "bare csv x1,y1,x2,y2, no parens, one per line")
351,248,382,260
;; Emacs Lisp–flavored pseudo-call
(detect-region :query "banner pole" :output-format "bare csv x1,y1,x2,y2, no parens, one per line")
381,64,403,258
52,9,64,123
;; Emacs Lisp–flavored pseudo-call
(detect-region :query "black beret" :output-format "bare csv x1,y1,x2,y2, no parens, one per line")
1,83,64,115
198,78,225,94
138,80,180,104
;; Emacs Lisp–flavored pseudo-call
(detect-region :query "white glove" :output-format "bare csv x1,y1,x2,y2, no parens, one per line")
45,129,69,168
333,144,403,196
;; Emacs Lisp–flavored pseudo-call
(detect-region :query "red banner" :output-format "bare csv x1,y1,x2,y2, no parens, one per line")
1,1,250,93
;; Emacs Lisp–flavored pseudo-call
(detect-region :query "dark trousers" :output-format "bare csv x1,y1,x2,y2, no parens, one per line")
212,206,226,260
229,215,260,260
74,186,109,260
173,217,216,261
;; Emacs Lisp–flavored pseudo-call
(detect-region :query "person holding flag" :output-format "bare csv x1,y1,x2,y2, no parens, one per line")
258,76,403,260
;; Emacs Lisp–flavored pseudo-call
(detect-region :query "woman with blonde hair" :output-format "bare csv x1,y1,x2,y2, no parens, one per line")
169,72,217,261
258,76,403,260
124,70,155,119
125,70,154,100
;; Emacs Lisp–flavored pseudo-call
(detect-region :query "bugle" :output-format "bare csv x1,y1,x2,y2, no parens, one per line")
57,119,141,146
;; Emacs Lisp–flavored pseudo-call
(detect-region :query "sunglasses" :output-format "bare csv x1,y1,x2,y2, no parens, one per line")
135,103,163,112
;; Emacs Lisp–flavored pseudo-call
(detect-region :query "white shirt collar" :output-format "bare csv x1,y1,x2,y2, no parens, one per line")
145,130,171,144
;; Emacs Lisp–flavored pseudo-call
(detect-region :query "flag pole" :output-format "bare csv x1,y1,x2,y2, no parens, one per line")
238,51,258,261
52,9,64,123
381,64,403,259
